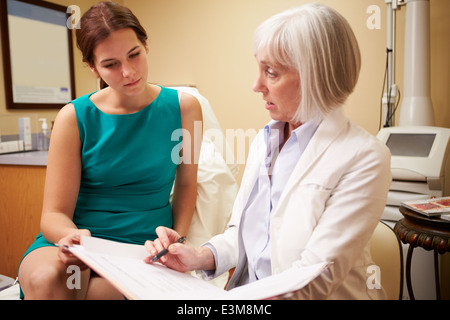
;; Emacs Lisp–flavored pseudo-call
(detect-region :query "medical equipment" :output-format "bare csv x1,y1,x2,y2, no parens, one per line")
378,126,450,220
383,0,434,127
377,0,448,299
377,126,450,299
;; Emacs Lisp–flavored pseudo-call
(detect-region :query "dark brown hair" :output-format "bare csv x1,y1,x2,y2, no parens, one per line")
75,1,148,88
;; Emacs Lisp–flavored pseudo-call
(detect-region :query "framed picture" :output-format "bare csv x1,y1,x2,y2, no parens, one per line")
0,0,76,109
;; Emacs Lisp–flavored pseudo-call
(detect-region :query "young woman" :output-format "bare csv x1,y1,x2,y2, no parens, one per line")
18,1,202,299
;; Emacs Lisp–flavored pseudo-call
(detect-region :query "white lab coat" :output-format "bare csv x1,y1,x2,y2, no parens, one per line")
207,107,392,300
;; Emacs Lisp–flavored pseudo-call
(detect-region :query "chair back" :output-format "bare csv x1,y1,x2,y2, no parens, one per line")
370,221,403,300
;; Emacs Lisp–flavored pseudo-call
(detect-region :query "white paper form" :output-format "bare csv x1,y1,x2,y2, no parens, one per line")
226,262,330,300
70,236,329,300
71,237,225,300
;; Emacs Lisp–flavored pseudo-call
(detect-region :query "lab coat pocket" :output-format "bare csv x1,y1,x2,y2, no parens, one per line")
273,181,333,261
296,180,333,222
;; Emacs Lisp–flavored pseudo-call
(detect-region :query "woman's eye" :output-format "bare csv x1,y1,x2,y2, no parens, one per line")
266,69,277,78
104,62,118,69
130,52,141,59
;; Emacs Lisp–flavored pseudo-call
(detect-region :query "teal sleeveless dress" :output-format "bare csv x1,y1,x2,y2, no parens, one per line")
21,86,181,259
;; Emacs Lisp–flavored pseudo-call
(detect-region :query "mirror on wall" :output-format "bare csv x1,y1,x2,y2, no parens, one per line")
0,0,75,109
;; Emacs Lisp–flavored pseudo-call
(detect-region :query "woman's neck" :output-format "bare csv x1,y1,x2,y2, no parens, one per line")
99,83,159,114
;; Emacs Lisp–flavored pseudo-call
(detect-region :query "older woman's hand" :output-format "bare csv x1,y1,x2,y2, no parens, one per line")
144,226,216,273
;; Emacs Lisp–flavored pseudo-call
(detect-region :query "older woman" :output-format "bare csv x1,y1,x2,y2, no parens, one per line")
145,3,391,300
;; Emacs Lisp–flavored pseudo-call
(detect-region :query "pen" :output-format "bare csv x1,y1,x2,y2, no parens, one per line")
150,236,186,262
0,277,18,292
54,243,71,251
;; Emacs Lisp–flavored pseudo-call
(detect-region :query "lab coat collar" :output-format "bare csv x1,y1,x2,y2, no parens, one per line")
239,107,348,218
273,107,349,212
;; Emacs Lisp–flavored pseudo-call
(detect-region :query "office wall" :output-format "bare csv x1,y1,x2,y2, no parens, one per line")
0,0,105,123
122,0,449,179
1,0,449,176
124,0,449,132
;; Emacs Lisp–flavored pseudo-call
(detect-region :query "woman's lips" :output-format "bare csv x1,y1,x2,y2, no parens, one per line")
125,78,141,87
265,101,275,110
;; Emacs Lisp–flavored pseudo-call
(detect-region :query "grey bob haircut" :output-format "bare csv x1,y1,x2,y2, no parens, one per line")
253,3,361,124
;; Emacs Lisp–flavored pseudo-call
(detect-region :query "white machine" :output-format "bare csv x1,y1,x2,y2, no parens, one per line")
377,126,450,299
378,126,450,221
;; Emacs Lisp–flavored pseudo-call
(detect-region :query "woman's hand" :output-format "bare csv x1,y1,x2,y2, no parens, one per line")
56,229,91,270
144,227,215,273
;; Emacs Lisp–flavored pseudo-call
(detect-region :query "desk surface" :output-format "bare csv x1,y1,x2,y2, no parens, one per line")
0,151,48,166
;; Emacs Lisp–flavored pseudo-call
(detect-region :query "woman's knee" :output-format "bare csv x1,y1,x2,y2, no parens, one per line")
26,265,63,293
19,247,76,299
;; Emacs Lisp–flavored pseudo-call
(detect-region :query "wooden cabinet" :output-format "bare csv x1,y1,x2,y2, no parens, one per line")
0,165,46,278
